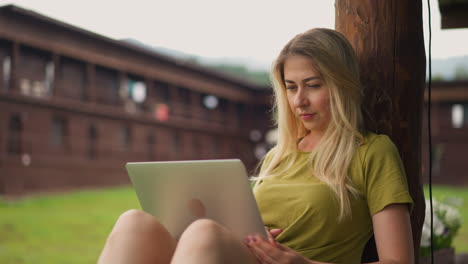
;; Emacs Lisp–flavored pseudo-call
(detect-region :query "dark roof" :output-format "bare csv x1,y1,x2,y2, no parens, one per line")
0,4,271,91
438,0,468,29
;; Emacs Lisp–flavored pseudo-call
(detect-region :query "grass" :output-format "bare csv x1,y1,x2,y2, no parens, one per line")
0,185,467,263
0,186,140,264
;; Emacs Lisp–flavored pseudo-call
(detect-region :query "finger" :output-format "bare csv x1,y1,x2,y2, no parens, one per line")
264,227,277,243
273,241,291,251
269,229,282,238
245,244,263,264
245,237,267,264
252,235,287,258
248,240,277,264
250,236,310,264
264,226,273,241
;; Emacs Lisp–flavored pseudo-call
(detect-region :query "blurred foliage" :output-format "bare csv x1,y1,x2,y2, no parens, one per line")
209,63,270,86
432,74,445,81
423,185,468,253
455,65,468,80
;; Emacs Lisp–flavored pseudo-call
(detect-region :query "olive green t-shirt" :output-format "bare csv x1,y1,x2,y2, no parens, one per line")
253,133,413,264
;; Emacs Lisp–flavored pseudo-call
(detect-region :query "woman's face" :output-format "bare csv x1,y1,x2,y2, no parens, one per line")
283,55,331,135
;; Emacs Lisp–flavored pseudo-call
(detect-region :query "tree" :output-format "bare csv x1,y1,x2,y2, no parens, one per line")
454,65,468,80
336,1,426,262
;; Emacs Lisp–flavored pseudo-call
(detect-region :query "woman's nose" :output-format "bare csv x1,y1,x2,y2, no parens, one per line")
294,89,308,107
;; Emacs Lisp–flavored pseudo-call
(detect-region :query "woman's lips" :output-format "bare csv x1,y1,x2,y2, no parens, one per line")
300,113,315,121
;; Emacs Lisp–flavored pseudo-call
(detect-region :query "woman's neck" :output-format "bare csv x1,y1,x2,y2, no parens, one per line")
297,132,323,152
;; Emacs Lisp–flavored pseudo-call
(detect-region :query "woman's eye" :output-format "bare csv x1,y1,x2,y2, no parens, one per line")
286,86,296,90
307,84,321,88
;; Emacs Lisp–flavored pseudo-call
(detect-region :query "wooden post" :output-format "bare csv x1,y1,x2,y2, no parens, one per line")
335,1,426,262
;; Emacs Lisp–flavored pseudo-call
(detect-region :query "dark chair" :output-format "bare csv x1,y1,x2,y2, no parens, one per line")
361,235,379,263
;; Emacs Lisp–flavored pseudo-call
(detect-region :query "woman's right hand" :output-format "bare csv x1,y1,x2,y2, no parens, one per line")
265,226,282,242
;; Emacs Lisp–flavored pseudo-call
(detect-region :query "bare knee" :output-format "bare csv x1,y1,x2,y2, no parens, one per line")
108,209,169,241
99,210,176,264
116,209,157,226
184,219,226,239
172,219,256,264
178,219,229,250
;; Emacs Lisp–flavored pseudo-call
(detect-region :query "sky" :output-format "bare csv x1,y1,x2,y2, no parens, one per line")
0,0,467,70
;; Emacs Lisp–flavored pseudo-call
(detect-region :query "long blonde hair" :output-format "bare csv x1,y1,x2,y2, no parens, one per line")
258,28,365,221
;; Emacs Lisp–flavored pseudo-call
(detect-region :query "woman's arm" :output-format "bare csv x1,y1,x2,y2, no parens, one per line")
246,204,414,264
369,203,414,264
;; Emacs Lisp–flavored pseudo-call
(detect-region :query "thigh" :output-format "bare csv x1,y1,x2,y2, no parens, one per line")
171,219,258,264
98,209,177,264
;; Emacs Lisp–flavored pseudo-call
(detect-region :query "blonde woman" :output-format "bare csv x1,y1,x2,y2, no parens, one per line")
98,28,414,264
245,28,414,264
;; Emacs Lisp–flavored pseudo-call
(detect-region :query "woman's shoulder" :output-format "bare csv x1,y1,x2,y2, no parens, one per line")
357,131,400,162
259,146,278,168
361,131,396,150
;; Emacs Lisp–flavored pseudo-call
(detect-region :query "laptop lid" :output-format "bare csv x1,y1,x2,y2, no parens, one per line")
126,159,267,240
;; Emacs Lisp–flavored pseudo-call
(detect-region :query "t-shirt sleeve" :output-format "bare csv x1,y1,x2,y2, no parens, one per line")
364,135,414,216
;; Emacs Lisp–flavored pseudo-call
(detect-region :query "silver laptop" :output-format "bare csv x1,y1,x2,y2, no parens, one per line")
126,159,267,240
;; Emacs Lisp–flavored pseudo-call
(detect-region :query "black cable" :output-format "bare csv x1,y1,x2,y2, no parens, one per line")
426,0,434,263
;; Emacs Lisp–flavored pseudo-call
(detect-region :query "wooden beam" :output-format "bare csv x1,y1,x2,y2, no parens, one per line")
336,1,426,263
425,88,468,102
439,3,468,29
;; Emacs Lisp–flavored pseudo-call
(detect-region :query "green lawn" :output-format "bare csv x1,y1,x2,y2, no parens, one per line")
0,185,467,264
0,187,140,264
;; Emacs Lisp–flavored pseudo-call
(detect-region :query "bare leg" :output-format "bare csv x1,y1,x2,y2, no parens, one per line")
171,219,258,264
98,209,177,264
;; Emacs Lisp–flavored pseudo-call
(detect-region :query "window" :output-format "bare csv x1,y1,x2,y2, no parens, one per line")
192,135,201,159
172,132,181,151
179,87,191,117
147,133,155,161
19,46,49,98
451,104,463,128
127,78,146,104
119,125,132,151
212,137,221,157
154,80,170,103
179,87,191,104
464,104,468,125
218,98,228,113
450,103,468,128
7,114,22,154
95,66,119,105
3,56,11,91
44,61,55,95
88,125,98,159
51,117,67,147
59,57,86,100
236,103,246,127
203,94,219,110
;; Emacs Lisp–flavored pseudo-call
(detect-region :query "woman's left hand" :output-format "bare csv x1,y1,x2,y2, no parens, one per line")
244,235,311,264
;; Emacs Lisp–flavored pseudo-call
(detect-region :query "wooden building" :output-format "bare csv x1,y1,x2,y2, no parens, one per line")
0,5,272,195
422,0,468,185
422,80,468,185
